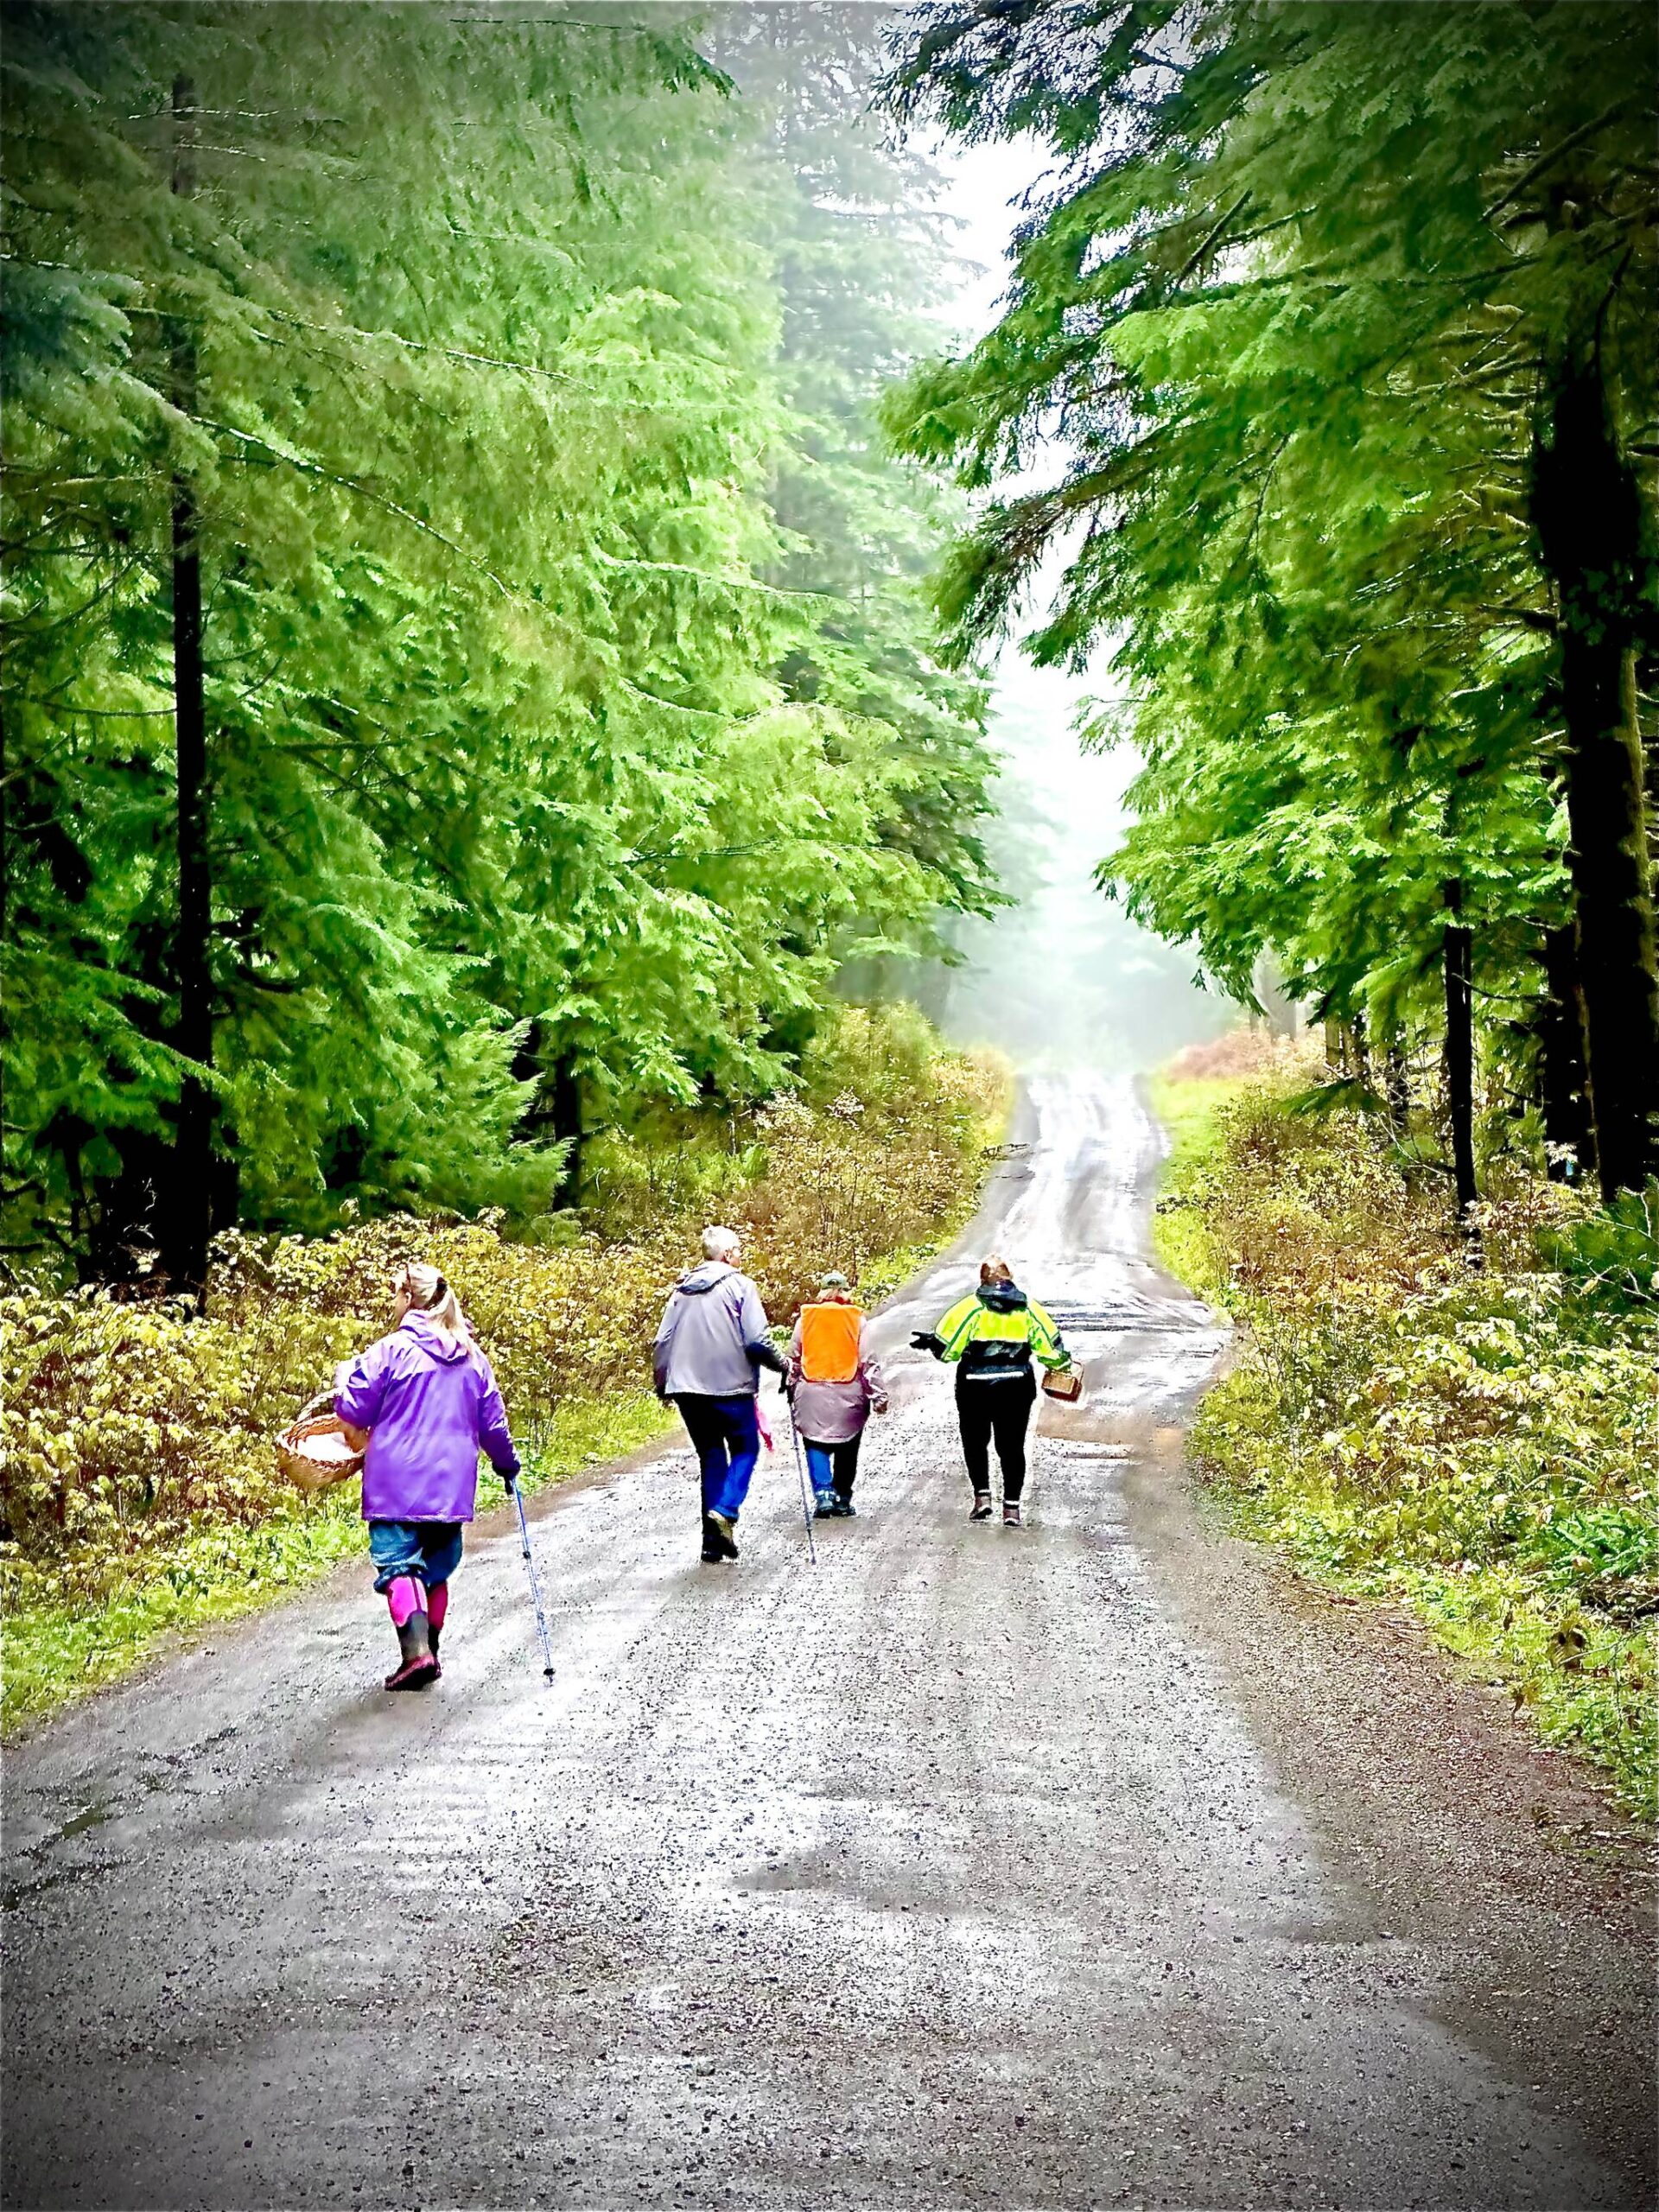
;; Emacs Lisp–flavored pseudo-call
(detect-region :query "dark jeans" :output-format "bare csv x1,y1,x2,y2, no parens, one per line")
367,1519,464,1593
957,1371,1037,1501
674,1393,760,1522
803,1434,861,1500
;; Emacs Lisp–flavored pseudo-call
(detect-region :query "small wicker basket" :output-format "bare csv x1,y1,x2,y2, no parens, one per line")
277,1390,366,1494
1041,1366,1084,1404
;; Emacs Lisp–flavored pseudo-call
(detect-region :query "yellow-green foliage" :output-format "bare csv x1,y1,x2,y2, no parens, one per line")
1162,1072,1658,1820
1147,1070,1259,1294
2,1015,1007,1728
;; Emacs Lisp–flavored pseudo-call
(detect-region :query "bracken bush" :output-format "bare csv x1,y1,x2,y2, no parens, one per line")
2,1011,1007,1693
1165,1075,1658,1818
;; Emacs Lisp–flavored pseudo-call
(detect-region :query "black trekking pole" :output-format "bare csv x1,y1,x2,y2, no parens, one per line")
784,1391,817,1567
512,1482,556,1677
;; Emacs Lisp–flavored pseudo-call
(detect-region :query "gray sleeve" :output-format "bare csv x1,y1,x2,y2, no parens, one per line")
738,1279,770,1346
739,1279,786,1375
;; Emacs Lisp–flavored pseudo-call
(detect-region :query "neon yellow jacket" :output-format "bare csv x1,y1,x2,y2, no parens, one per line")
931,1285,1069,1378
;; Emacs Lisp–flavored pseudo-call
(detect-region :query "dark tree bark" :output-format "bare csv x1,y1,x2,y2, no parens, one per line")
1539,923,1594,1182
1442,881,1479,1224
549,1052,583,1208
162,73,215,1306
1533,334,1659,1200
512,1022,583,1208
1349,1008,1371,1090
1383,1034,1411,1132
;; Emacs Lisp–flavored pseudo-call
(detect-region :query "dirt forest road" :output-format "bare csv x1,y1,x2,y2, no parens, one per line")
3,1074,1654,2212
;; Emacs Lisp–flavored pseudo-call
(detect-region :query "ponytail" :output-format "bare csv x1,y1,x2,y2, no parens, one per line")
397,1261,468,1345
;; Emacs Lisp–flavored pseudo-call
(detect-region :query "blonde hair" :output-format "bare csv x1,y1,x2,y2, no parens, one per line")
979,1253,1014,1285
397,1261,467,1343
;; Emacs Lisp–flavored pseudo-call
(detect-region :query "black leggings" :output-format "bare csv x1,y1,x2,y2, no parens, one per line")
957,1372,1038,1501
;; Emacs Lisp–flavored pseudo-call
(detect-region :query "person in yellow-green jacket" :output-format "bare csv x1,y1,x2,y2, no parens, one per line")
913,1254,1071,1528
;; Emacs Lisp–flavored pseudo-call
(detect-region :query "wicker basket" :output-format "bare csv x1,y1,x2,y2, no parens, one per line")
1041,1366,1083,1404
277,1390,365,1494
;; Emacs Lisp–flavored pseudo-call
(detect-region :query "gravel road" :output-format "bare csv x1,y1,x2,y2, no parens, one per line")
3,1074,1653,2211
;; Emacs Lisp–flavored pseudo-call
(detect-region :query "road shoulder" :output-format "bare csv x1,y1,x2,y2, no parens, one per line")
1125,1422,1657,2196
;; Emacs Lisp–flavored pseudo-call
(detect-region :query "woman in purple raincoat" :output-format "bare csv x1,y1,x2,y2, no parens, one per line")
334,1262,520,1691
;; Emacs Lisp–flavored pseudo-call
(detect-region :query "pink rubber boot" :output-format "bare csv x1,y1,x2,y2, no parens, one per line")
384,1575,437,1691
427,1581,449,1676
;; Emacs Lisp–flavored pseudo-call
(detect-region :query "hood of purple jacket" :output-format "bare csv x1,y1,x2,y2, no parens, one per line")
397,1309,475,1363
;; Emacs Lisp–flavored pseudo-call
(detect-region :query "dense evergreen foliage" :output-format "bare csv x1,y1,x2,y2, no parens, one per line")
888,0,1658,1205
3,2,999,1292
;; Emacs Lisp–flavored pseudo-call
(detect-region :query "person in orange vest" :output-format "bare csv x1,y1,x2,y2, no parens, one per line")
785,1273,888,1518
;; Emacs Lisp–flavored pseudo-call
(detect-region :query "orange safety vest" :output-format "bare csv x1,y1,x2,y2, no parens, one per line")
799,1301,863,1384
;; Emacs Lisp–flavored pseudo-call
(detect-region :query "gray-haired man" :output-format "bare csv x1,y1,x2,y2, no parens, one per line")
653,1226,785,1562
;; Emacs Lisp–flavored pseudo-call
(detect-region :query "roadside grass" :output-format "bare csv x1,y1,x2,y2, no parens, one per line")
1151,1060,1657,1823
0,1390,674,1736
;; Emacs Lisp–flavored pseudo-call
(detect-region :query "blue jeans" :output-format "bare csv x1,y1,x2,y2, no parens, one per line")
368,1519,464,1594
674,1394,760,1522
804,1435,861,1501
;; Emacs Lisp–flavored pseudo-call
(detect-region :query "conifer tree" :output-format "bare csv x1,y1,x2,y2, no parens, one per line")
889,0,1657,1197
3,2,1000,1279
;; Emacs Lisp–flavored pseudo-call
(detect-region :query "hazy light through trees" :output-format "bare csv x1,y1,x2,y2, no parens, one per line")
914,128,1232,1071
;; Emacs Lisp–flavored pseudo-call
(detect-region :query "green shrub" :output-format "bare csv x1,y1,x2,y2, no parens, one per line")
1163,1071,1658,1820
1537,1182,1659,1319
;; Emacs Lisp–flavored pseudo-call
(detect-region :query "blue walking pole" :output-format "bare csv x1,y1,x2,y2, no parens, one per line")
512,1482,556,1678
785,1392,817,1567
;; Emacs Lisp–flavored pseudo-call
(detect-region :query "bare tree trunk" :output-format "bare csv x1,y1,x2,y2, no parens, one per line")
1350,1008,1371,1090
1539,922,1594,1183
166,73,214,1306
1442,881,1478,1226
1534,334,1659,1199
1383,1034,1410,1132
550,1052,583,1208
512,1022,583,1208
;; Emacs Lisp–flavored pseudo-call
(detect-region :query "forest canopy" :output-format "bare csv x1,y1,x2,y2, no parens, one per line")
2,2,1000,1291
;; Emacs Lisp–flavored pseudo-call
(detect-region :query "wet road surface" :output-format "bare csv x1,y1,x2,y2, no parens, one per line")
3,1075,1652,2209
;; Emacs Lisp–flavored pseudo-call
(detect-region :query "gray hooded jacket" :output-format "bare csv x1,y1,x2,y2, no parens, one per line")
652,1262,785,1399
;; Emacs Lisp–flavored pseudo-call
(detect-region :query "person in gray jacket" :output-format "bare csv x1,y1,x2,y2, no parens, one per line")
653,1226,785,1563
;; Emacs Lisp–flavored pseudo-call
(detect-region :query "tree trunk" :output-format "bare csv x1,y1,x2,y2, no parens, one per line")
1539,923,1593,1182
1442,881,1479,1224
550,1052,583,1208
1350,1008,1371,1090
1383,1035,1411,1132
1533,336,1659,1199
165,73,214,1307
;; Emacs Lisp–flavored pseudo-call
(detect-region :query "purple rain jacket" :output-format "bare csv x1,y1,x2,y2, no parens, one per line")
334,1309,519,1525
